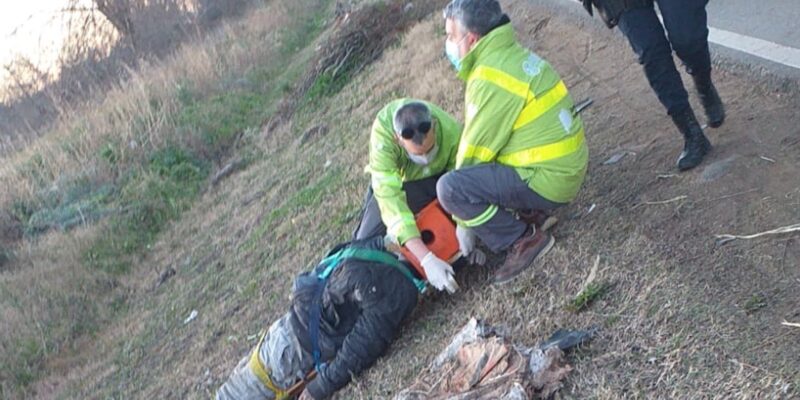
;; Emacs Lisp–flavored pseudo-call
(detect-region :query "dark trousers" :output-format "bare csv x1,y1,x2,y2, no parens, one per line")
353,174,441,240
617,0,711,116
436,164,563,253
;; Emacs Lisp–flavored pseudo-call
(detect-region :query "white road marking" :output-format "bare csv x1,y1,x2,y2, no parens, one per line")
707,26,800,70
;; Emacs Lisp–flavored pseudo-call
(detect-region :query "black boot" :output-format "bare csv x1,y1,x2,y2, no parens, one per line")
671,108,711,171
692,72,725,128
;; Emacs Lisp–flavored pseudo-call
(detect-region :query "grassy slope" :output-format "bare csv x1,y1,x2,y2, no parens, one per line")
2,0,799,398
0,0,332,397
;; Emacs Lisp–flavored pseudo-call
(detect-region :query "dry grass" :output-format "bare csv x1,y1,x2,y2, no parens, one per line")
297,4,798,399
0,2,290,206
0,0,331,396
3,0,799,398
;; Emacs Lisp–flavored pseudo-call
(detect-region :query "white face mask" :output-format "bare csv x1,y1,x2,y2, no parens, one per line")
407,142,439,166
445,39,462,71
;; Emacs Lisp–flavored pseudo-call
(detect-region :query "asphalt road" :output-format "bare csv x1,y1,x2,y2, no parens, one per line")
544,0,800,84
706,0,800,50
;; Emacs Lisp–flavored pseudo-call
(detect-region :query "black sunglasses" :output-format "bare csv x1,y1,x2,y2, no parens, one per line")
400,121,432,139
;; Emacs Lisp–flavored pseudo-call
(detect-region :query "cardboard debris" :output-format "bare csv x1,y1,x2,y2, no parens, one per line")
395,318,593,400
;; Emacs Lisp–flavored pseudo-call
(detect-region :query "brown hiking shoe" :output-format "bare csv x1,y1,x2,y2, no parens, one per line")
493,227,554,285
515,210,558,231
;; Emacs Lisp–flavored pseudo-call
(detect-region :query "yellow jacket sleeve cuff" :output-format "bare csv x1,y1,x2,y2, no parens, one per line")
396,224,421,246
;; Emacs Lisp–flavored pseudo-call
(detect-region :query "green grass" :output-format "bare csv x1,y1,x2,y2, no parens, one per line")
278,11,329,57
603,314,621,328
10,0,334,272
14,153,52,189
0,0,339,395
10,338,41,388
177,90,269,158
0,246,9,267
99,142,119,166
80,0,333,274
305,60,362,104
242,169,345,253
567,281,612,312
85,146,209,274
743,293,768,314
8,173,116,237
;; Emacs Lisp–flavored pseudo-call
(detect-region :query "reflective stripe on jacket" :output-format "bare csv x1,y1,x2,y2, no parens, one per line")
455,23,588,204
367,99,462,243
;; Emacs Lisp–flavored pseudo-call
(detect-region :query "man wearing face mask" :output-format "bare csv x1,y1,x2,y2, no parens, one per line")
354,99,463,293
438,0,588,284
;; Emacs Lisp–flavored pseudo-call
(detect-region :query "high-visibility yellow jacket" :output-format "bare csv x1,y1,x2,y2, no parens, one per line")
455,23,588,205
367,99,462,244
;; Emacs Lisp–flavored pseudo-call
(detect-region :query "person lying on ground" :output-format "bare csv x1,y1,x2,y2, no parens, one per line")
354,99,468,293
439,0,589,284
216,236,426,400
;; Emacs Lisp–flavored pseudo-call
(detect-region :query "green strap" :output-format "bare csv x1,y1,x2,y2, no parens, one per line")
318,247,426,292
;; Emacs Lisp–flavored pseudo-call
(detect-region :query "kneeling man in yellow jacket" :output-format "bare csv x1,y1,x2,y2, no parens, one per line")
439,0,589,284
355,99,463,293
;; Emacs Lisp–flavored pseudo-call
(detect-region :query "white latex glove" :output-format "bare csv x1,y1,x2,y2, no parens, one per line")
421,252,459,293
456,225,476,257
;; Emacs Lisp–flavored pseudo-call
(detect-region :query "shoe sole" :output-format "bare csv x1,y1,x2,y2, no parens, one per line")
492,234,555,285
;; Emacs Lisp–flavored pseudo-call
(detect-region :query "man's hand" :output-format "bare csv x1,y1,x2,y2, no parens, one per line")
299,389,314,400
456,225,476,257
421,252,458,293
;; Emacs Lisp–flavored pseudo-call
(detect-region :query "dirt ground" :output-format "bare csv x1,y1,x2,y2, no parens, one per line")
33,0,798,398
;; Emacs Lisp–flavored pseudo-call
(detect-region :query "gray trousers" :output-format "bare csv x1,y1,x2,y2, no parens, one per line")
436,164,563,252
216,314,313,400
353,174,441,240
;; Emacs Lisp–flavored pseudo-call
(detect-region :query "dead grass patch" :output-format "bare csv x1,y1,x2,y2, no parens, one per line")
0,0,332,396
271,0,451,125
6,0,800,398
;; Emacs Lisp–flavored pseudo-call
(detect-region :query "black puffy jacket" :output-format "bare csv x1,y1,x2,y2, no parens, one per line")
289,237,421,399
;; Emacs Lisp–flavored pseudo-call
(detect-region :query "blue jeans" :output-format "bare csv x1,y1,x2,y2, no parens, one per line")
617,0,711,116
